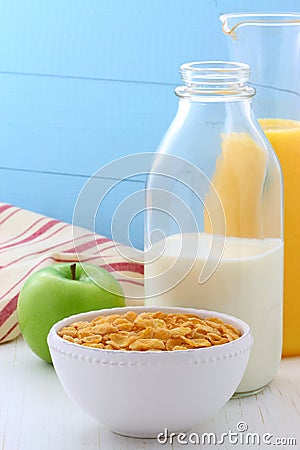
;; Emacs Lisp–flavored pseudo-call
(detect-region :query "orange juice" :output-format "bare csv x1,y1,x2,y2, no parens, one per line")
204,132,281,240
204,122,299,356
259,119,300,356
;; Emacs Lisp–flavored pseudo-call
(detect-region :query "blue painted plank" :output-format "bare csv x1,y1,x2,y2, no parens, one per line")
75,173,146,250
0,0,298,84
217,0,300,14
0,0,226,83
0,73,176,175
0,168,145,249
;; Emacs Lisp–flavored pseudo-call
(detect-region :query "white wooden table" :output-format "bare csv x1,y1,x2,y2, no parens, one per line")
1,336,299,450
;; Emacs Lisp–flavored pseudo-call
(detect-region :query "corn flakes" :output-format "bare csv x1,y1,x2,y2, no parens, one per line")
58,311,241,351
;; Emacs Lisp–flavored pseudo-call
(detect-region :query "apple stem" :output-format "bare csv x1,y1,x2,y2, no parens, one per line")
70,263,76,280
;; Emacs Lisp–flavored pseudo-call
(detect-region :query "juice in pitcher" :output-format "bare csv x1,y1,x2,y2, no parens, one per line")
259,119,300,356
221,13,300,356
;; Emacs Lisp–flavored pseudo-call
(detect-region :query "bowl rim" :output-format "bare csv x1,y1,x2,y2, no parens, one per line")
47,305,252,357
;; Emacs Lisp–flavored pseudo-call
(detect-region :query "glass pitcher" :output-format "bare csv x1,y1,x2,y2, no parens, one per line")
145,61,283,396
220,13,300,357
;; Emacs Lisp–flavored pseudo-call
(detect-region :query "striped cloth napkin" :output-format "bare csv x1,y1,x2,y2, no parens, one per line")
0,203,144,344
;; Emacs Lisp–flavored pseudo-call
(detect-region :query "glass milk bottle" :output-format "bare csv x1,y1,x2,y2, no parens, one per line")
144,62,283,396
220,13,300,357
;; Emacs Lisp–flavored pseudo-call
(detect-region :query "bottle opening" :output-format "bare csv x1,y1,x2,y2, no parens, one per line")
176,61,255,100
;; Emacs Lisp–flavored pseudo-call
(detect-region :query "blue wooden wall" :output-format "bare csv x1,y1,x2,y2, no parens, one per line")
1,0,299,249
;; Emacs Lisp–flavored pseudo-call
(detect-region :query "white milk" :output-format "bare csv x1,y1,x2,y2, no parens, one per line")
145,233,283,393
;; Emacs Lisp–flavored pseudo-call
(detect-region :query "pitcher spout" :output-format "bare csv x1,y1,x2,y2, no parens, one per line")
220,12,300,39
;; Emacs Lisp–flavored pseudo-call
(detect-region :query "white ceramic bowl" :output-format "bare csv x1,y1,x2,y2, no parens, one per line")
48,306,252,438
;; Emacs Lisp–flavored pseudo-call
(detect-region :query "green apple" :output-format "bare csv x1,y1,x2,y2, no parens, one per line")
17,263,125,363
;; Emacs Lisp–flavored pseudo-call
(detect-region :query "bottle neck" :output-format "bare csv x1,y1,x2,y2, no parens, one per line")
175,61,255,102
175,95,254,129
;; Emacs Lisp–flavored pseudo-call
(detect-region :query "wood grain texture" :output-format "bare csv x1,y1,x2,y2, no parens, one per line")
0,0,298,83
0,0,299,236
0,0,225,83
0,336,299,450
0,73,175,174
0,168,145,248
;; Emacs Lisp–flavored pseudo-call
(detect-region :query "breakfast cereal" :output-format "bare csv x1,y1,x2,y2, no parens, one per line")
57,311,241,351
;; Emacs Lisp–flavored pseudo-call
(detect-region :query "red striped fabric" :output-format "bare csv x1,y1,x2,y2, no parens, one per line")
0,294,18,326
0,216,45,245
0,220,60,250
0,204,14,214
0,203,144,344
